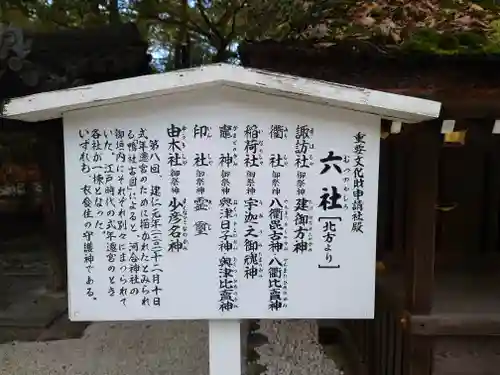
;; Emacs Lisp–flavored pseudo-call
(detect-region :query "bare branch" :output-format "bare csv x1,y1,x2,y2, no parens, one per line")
214,0,244,28
226,1,247,40
143,15,211,40
195,0,224,42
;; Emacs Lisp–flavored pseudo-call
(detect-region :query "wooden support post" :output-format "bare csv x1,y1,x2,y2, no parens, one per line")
390,131,409,258
480,120,500,255
240,320,250,375
376,120,389,257
209,320,242,375
404,121,440,312
36,120,67,292
404,121,441,375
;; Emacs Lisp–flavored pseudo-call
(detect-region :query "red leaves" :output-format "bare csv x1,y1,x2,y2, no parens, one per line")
319,0,500,43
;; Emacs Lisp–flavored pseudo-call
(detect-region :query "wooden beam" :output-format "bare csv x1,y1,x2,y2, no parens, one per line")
411,314,500,336
0,118,41,133
407,337,433,375
404,121,441,314
440,99,500,120
390,131,409,256
482,121,500,254
403,121,441,375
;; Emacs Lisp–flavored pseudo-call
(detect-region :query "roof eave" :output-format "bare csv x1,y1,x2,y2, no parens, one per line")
3,63,441,123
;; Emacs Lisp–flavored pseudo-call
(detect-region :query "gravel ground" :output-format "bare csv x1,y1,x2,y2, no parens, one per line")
0,321,208,375
256,320,342,375
0,320,341,375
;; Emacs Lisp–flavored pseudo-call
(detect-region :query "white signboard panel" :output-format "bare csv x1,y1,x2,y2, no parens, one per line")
65,87,380,321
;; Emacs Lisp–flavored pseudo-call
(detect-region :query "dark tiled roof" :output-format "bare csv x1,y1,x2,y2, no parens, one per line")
239,40,500,116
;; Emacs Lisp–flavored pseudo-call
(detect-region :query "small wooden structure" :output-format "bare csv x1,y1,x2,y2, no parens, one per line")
240,41,500,375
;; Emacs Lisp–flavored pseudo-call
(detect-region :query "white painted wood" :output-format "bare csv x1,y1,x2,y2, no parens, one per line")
390,121,402,134
209,320,241,375
4,63,441,123
66,87,379,321
441,119,456,134
493,120,500,134
240,320,249,375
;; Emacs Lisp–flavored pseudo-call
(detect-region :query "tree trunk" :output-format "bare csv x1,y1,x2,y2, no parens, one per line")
90,0,101,16
108,0,121,24
213,43,229,63
174,0,190,69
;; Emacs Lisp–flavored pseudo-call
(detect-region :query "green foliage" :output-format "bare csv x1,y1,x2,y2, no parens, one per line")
400,22,500,55
2,0,500,73
401,29,486,54
483,19,500,53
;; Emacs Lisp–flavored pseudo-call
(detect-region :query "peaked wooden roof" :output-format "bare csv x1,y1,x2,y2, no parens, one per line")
4,63,440,123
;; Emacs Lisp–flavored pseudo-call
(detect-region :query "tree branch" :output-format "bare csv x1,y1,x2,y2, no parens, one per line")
147,14,211,40
158,4,215,41
195,0,223,42
226,1,247,40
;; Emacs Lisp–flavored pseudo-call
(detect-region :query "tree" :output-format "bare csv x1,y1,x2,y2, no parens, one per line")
0,0,355,70
129,0,339,69
1,0,125,29
3,0,500,72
